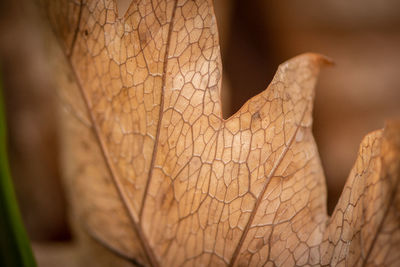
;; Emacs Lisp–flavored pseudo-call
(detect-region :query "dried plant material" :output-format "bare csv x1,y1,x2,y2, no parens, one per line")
44,0,400,266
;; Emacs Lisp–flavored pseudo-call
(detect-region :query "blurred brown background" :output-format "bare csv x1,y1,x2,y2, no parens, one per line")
0,0,399,263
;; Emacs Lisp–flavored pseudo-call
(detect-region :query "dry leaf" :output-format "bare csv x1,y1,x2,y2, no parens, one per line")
43,0,400,266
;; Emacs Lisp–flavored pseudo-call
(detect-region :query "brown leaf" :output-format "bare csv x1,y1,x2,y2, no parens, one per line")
44,0,400,266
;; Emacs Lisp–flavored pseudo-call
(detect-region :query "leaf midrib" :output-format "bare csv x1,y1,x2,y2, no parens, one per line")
361,160,400,266
228,107,309,267
65,1,180,266
139,0,179,221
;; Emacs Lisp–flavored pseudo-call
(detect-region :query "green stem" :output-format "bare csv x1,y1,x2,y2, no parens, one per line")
0,70,37,267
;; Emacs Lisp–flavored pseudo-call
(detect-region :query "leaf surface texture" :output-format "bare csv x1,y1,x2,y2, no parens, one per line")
45,0,400,266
